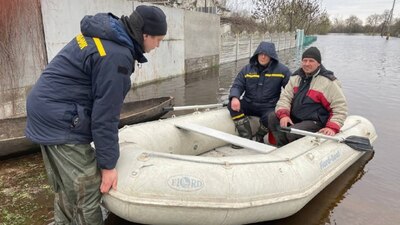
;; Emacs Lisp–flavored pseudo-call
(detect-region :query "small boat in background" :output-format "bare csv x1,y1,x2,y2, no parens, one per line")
0,96,174,159
119,96,174,128
0,116,37,159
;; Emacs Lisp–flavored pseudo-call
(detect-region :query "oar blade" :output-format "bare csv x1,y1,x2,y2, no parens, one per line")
162,106,174,112
343,135,373,152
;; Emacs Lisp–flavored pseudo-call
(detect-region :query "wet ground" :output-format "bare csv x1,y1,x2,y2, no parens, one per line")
1,34,399,224
0,153,53,225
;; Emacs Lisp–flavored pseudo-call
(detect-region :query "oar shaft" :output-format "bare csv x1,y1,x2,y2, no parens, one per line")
164,103,225,112
280,127,373,152
282,127,343,142
164,100,229,112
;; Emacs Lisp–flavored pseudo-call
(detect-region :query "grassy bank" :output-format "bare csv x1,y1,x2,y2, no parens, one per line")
0,153,53,225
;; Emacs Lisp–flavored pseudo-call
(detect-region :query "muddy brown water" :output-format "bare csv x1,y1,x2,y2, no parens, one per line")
1,34,399,225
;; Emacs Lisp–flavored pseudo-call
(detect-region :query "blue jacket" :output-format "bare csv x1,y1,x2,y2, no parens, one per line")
229,42,291,108
25,13,147,169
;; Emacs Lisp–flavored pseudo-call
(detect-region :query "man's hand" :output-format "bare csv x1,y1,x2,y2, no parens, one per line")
279,116,294,128
319,127,335,136
100,168,118,193
231,97,241,112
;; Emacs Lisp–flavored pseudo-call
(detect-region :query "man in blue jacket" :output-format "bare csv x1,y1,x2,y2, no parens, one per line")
228,42,291,146
25,5,167,224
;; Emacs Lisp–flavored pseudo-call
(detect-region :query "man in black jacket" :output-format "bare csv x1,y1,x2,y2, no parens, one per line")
25,5,167,224
228,42,291,146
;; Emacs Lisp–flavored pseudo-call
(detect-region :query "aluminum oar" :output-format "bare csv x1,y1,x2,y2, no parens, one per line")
280,127,373,152
163,100,229,112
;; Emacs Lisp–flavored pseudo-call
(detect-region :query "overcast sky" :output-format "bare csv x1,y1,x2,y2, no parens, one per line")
322,0,399,23
226,0,399,24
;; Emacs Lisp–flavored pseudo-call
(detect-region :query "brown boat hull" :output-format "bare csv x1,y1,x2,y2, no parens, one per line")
0,96,174,159
119,96,174,128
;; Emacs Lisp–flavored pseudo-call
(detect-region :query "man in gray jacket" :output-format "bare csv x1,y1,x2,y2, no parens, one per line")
268,47,348,146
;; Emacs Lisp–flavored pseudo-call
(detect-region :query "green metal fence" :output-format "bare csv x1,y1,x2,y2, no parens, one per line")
303,35,317,46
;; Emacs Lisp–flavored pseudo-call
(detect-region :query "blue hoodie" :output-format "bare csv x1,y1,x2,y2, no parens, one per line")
229,41,291,107
25,13,146,169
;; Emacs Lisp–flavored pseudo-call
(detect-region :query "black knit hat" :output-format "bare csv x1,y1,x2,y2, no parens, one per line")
136,5,167,36
302,47,321,63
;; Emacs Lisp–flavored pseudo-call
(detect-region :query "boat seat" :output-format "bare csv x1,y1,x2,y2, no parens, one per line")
175,123,276,154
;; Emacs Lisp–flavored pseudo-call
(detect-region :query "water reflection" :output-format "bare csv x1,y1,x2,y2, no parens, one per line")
256,152,374,225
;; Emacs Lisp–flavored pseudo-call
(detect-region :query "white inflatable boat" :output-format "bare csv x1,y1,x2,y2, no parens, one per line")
103,108,377,225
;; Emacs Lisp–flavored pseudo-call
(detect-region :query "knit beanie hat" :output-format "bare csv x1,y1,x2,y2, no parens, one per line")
135,5,167,36
302,47,321,63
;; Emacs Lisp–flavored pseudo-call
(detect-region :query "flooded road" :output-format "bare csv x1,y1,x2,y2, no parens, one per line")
1,34,399,224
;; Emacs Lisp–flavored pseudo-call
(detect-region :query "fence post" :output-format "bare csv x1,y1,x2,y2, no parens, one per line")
249,34,252,57
235,33,238,61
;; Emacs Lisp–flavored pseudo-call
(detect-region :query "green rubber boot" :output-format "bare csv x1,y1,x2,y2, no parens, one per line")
255,123,269,143
232,117,252,149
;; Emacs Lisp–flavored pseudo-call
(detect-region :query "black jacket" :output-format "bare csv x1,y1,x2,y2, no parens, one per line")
229,42,291,107
26,13,146,169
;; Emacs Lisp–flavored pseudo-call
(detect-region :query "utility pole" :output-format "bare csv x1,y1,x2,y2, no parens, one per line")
386,0,396,40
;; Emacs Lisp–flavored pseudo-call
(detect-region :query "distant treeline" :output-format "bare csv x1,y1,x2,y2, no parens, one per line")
226,0,400,37
330,13,400,37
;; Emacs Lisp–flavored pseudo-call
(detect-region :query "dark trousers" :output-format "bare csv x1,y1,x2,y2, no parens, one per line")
228,99,274,127
41,144,103,225
268,112,323,146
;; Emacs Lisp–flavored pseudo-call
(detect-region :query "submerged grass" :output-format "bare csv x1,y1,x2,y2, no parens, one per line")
0,153,53,225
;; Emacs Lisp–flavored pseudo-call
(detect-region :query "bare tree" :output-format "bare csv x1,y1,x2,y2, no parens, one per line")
329,17,346,33
282,0,325,33
251,0,283,25
366,14,384,27
380,10,392,36
308,12,331,34
392,18,400,36
251,0,325,33
345,15,363,33
366,14,385,33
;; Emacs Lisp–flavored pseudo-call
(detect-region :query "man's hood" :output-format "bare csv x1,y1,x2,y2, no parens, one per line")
249,41,279,65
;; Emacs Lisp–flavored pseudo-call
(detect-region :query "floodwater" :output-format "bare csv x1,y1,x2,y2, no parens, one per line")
1,34,399,225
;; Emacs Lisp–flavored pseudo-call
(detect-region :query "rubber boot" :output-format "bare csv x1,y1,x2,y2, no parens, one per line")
232,117,252,149
255,123,269,143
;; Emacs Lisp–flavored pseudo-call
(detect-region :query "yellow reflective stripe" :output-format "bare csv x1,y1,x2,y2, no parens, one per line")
93,37,106,57
244,74,260,78
232,113,245,120
265,73,284,78
76,33,88,50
